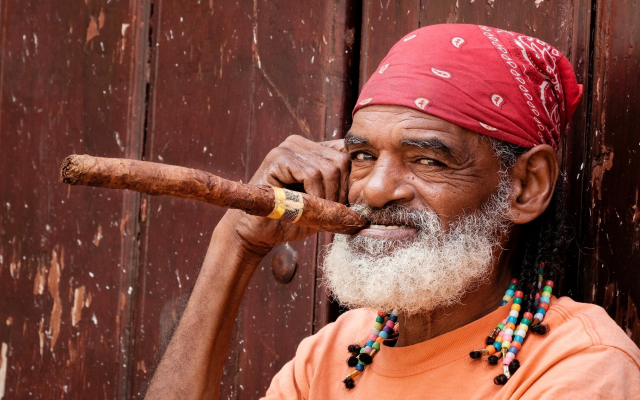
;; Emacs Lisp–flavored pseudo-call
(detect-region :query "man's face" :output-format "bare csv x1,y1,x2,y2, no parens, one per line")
322,105,513,314
345,105,504,235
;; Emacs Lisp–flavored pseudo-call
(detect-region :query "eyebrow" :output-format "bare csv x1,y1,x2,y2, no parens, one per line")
401,138,452,156
344,132,368,145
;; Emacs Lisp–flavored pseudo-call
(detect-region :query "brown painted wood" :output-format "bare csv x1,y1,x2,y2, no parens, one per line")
581,0,640,343
0,0,148,398
130,0,358,398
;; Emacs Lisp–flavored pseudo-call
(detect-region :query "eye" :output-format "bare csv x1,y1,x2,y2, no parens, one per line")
350,151,374,161
417,158,444,166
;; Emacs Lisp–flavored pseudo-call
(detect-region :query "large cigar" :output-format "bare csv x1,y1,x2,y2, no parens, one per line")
60,155,366,234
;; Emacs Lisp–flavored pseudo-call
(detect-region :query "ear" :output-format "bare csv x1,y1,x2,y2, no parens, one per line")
508,144,559,224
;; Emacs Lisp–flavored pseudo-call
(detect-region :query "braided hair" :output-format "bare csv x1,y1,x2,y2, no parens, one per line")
489,138,569,334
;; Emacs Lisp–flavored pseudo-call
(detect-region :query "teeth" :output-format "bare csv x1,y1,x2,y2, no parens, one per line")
369,224,410,230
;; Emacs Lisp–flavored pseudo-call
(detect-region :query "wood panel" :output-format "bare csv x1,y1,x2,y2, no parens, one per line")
0,0,148,398
582,0,640,343
131,0,358,398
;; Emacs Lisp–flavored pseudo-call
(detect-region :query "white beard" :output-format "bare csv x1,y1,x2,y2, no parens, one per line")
321,175,513,315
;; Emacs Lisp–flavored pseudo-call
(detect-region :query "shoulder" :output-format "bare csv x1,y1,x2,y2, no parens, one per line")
544,296,640,365
264,308,376,399
296,308,376,362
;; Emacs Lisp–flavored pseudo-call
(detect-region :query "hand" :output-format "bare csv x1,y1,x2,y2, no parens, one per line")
217,135,349,256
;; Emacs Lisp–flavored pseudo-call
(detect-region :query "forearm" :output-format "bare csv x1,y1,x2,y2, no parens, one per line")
145,213,269,399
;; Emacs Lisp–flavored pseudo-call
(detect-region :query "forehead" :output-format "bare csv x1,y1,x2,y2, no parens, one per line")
347,105,486,155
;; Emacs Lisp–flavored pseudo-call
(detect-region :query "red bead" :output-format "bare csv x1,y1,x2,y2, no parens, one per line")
539,302,549,311
385,320,395,329
377,310,388,317
514,290,524,298
523,312,533,320
511,341,522,350
545,280,555,288
510,278,519,284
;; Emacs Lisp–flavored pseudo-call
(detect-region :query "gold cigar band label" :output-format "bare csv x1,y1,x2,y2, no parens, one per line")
267,187,304,223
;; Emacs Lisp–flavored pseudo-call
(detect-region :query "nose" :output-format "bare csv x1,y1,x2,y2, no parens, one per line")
361,156,414,208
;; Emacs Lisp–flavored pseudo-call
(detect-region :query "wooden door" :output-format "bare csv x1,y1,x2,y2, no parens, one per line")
1,0,639,398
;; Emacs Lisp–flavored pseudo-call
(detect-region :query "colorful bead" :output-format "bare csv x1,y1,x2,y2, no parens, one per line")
505,322,516,331
513,335,523,343
515,329,527,338
378,331,389,339
365,340,375,347
389,315,398,323
521,318,531,326
371,328,380,335
375,316,384,323
514,290,524,298
355,363,364,371
486,345,496,355
373,322,383,330
505,289,515,297
503,328,514,337
511,278,519,284
513,297,523,305
508,347,518,355
545,280,554,288
507,316,517,324
385,320,395,329
539,296,550,304
375,337,384,344
543,285,553,293
363,346,372,353
382,326,393,334
541,291,552,299
534,312,544,321
497,322,506,330
377,310,387,317
511,303,521,312
539,302,549,311
372,342,380,350
510,341,522,351
502,341,511,349
509,310,519,318
523,312,533,320
508,283,517,291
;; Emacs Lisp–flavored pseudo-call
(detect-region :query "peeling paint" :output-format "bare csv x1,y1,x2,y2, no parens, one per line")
591,144,614,201
0,342,7,399
72,286,86,327
9,259,20,279
93,225,103,247
86,16,99,42
33,259,46,295
47,249,62,350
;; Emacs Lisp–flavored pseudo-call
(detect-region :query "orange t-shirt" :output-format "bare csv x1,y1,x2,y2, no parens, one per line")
263,297,640,399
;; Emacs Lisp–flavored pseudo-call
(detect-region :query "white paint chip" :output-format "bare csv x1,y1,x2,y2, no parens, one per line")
0,342,7,399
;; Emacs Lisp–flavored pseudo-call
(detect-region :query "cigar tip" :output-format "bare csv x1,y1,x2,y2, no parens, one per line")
60,154,81,185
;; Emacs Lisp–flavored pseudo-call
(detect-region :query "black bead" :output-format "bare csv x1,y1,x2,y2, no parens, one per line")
469,351,482,359
347,344,362,355
487,355,499,365
343,377,355,389
508,359,520,375
358,353,373,365
493,374,508,385
485,336,495,346
347,356,358,367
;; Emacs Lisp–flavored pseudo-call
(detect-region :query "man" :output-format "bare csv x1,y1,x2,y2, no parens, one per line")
145,24,640,399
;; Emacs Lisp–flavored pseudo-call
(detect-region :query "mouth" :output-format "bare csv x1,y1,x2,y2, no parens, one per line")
356,223,418,239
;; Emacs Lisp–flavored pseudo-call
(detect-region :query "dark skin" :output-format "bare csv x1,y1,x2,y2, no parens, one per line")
144,105,559,399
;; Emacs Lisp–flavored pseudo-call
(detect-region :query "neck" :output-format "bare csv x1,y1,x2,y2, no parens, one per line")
395,231,519,347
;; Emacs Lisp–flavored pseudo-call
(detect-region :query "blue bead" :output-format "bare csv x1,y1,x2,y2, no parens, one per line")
379,331,389,339
507,316,518,324
389,315,398,322
505,289,515,297
499,301,508,306
508,347,518,355
536,308,546,316
355,363,364,371
494,342,502,351
365,340,375,347
513,336,524,343
540,296,550,304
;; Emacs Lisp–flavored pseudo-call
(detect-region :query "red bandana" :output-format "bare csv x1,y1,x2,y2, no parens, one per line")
353,24,583,149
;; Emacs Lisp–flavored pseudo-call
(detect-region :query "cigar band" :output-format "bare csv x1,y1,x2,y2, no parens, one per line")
267,187,304,223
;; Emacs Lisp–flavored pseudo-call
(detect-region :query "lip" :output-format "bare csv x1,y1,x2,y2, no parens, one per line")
356,225,418,240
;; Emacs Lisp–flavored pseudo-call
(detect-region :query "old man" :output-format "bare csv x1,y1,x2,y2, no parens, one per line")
145,24,640,399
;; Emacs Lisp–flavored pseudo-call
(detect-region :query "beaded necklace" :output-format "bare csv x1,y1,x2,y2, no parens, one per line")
342,268,554,389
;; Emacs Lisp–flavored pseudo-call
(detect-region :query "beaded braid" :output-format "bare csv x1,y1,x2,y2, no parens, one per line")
471,139,571,384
